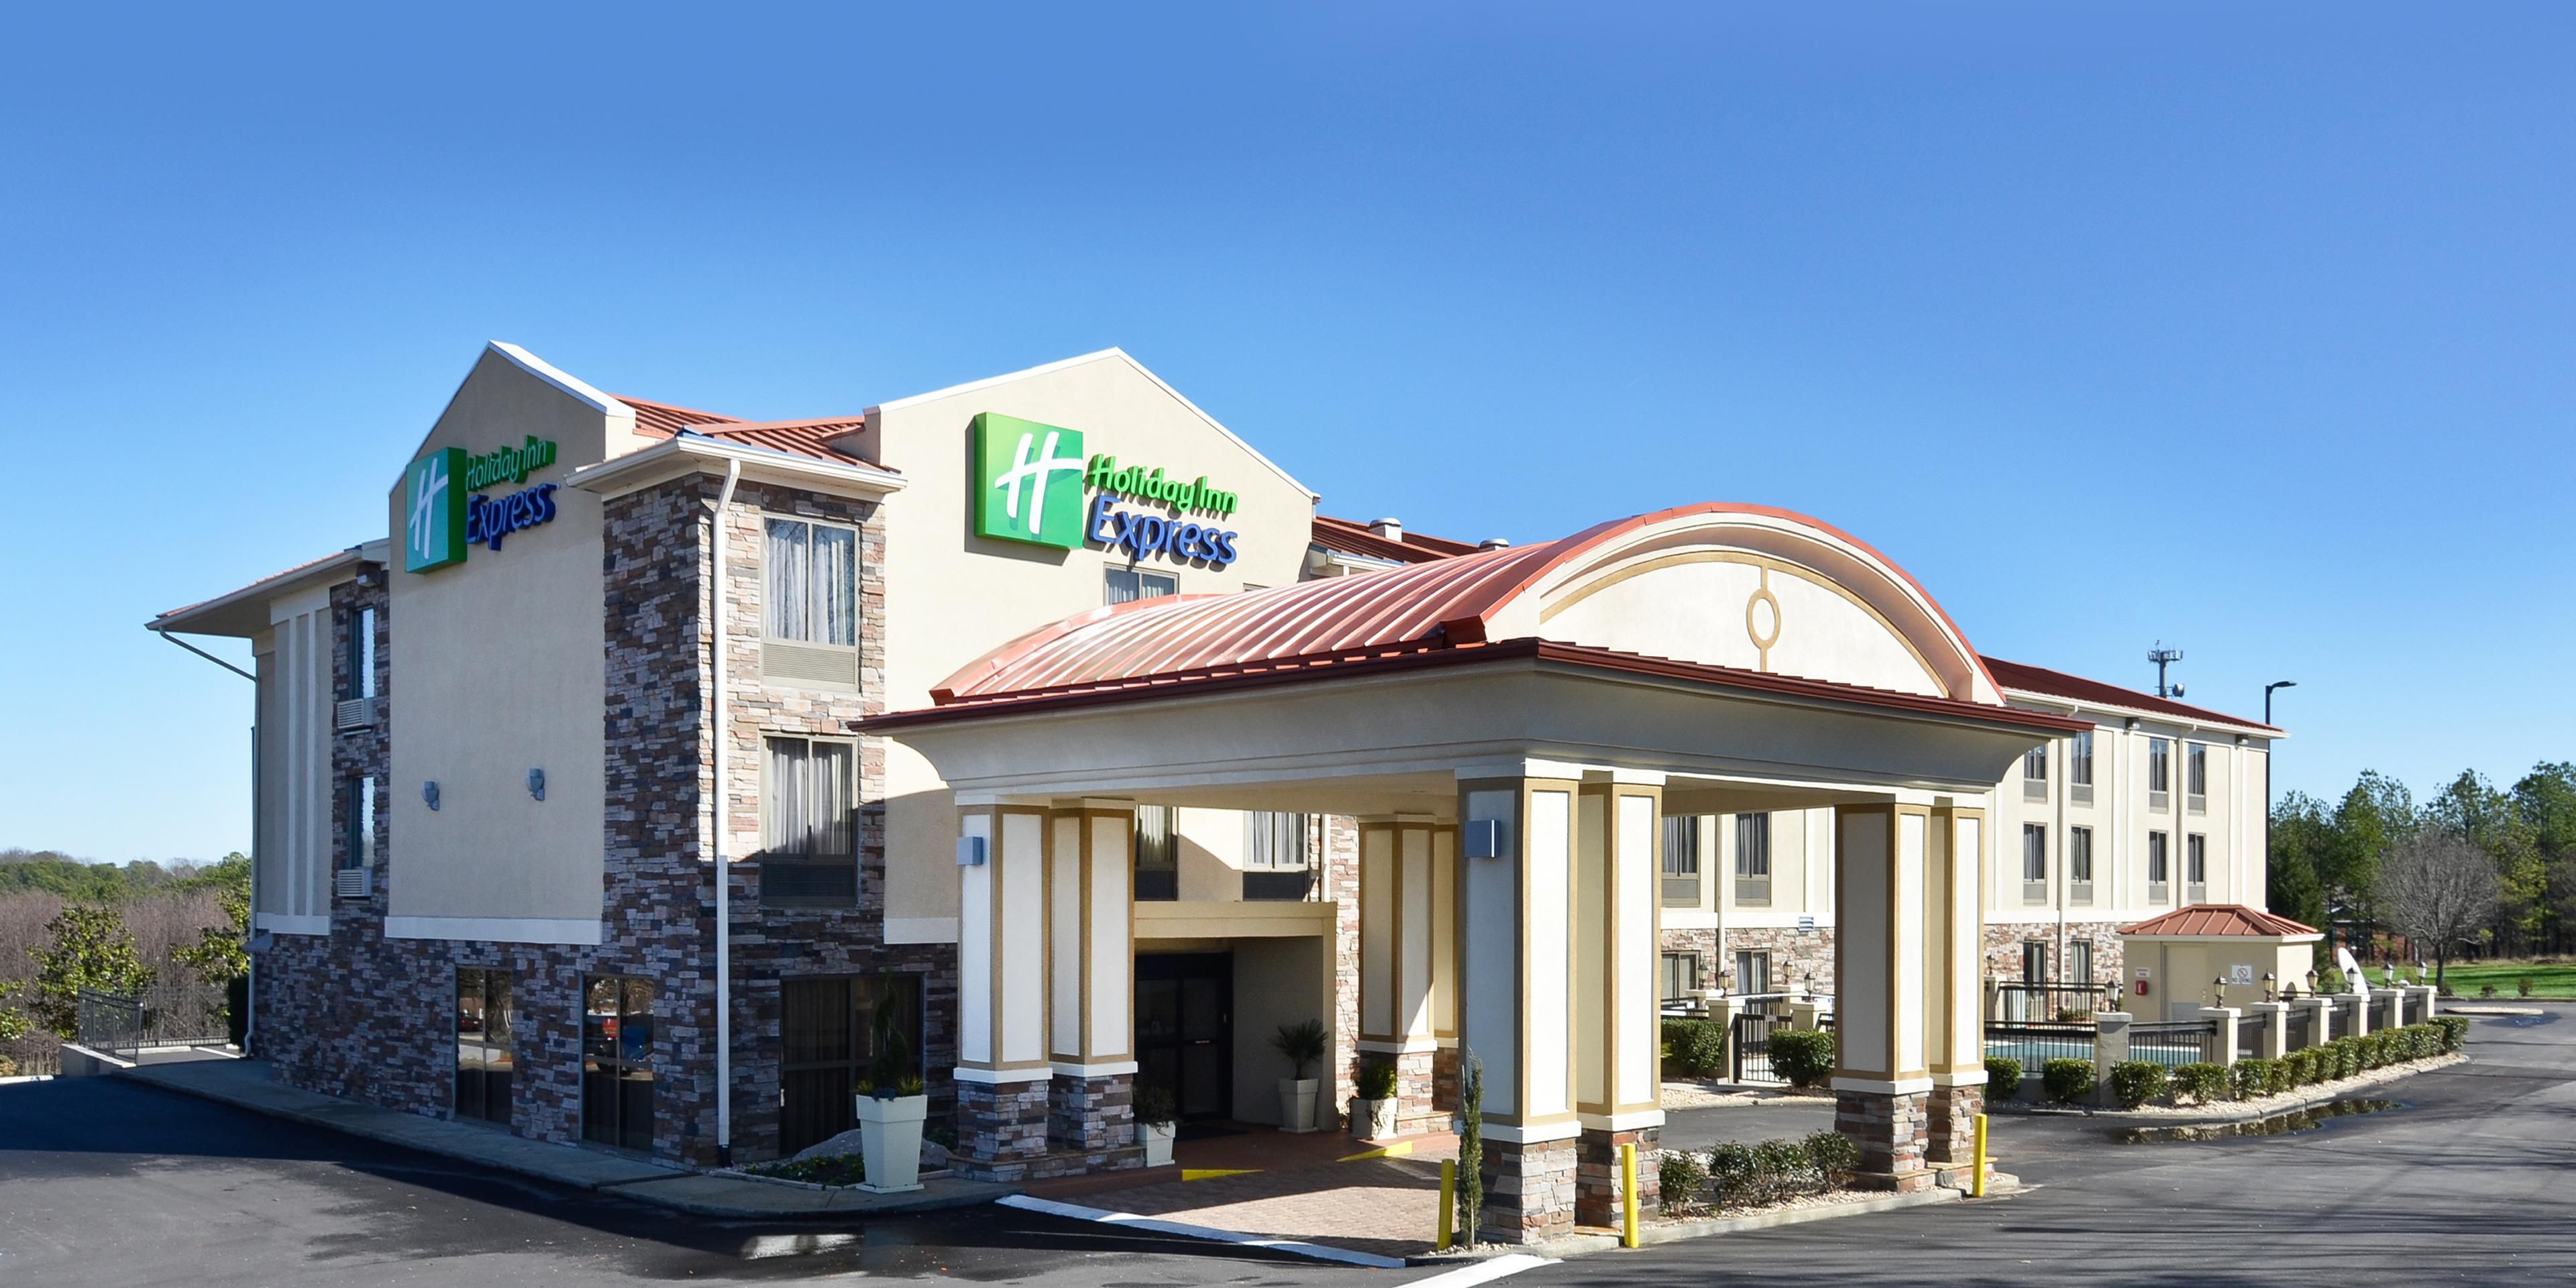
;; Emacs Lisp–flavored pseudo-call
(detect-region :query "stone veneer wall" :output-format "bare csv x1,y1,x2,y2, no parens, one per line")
1325,813,1360,1128
253,474,956,1169
1660,925,1836,998
1984,919,2127,998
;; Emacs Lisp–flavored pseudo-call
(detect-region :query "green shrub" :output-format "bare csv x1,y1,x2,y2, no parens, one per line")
1706,1141,1761,1207
1768,1029,1837,1089
1662,1018,1729,1079
1803,1130,1858,1187
2328,1038,2362,1080
2518,975,2535,998
2109,1060,2168,1110
2286,1048,2322,1086
1356,1059,1398,1102
2041,1057,2096,1104
2434,1016,2469,1053
2172,1062,2231,1104
1658,1150,1709,1216
1984,1055,2024,1095
2232,1057,2286,1100
2479,983,2498,998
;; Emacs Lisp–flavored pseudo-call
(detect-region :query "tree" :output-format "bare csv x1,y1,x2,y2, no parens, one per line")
28,904,157,1038
1454,1047,1484,1247
2267,792,2332,931
2426,769,2546,951
170,881,250,986
2511,763,2576,954
2377,828,2502,988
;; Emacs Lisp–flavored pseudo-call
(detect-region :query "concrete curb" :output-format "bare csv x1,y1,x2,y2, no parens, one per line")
1986,1054,2465,1127
1405,1185,1970,1265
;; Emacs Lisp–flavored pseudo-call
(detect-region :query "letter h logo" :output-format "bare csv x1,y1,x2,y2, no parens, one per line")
973,413,1087,549
403,447,469,572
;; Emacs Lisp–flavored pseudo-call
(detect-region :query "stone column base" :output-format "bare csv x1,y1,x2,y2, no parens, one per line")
1925,1083,1982,1165
1393,1048,1440,1134
1575,1124,1660,1227
1479,1134,1578,1244
1432,1045,1461,1114
954,1077,1051,1182
1049,1071,1135,1155
1836,1089,1933,1192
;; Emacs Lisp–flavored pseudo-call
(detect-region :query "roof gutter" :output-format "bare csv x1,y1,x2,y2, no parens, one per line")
566,433,907,500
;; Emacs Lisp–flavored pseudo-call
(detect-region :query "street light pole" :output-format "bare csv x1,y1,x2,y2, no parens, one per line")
2262,680,2296,916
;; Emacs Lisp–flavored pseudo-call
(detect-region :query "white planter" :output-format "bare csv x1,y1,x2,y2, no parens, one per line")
854,1093,928,1193
1140,1120,1177,1167
1278,1077,1320,1133
1351,1097,1398,1139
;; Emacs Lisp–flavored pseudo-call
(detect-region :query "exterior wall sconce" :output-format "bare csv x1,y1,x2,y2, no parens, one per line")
527,769,546,801
2306,969,2322,995
955,836,987,867
423,781,441,811
1461,818,1503,860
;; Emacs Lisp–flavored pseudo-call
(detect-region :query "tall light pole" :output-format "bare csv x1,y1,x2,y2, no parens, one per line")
2265,680,2296,727
2263,680,2296,918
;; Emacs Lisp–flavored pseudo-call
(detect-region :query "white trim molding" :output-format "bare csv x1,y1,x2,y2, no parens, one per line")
382,916,604,946
253,913,329,936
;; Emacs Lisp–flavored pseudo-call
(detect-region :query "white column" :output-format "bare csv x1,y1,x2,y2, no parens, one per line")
957,804,1051,1084
1574,772,1662,1130
1832,800,1933,1093
1048,800,1134,1075
1457,766,1583,1138
1927,806,1986,1086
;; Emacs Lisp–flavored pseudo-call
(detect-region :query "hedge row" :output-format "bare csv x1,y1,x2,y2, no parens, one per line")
1659,1131,1859,1216
1660,1020,1837,1089
2106,1020,2466,1109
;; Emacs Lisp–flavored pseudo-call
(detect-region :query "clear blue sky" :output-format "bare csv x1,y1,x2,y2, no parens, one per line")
4,3,2569,862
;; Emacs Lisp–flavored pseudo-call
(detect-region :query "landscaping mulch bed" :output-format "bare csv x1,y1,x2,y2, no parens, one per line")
1986,1052,2465,1121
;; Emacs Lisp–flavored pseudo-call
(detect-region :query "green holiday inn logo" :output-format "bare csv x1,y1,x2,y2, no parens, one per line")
403,447,468,572
973,412,1088,549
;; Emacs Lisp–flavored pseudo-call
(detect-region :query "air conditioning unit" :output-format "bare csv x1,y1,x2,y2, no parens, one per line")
334,868,370,900
335,697,377,731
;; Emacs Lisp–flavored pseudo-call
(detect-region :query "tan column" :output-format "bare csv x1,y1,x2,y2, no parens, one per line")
1458,765,1584,1244
1044,800,1137,1160
1831,799,1935,1189
1358,814,1444,1132
1924,804,1986,1165
1574,772,1664,1226
955,804,1053,1172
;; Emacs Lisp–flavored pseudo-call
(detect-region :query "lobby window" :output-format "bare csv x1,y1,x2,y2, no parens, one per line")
1134,804,1177,901
1661,814,1702,908
1733,813,1772,905
1242,812,1313,902
1105,568,1175,605
2022,744,2048,802
1733,949,1772,996
1660,952,1701,1004
2021,824,2047,902
2186,744,2209,814
581,976,655,1152
335,775,375,899
2147,831,2171,901
2148,739,2172,811
760,737,856,906
2069,730,2095,804
2068,826,2094,904
762,518,861,690
2186,833,2208,902
455,968,514,1126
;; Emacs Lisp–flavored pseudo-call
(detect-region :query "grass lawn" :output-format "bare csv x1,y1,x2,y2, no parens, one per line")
2435,959,2576,1000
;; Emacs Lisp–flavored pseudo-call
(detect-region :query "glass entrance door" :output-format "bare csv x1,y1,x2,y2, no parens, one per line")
1136,953,1232,1120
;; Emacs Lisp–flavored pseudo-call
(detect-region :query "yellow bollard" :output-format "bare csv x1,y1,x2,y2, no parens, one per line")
1972,1113,1988,1198
1620,1142,1640,1248
1438,1159,1456,1250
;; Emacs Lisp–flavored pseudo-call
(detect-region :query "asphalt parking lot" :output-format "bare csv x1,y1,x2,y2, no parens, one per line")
4,1008,2570,1286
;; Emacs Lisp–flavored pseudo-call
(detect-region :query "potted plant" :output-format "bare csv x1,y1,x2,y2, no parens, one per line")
1351,1058,1399,1138
1271,1018,1328,1133
1134,1083,1179,1167
854,1023,927,1193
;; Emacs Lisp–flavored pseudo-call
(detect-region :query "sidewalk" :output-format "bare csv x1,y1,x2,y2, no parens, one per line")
115,1054,1010,1218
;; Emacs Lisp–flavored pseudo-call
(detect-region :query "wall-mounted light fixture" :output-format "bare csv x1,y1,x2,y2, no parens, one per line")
1461,818,1503,860
955,836,987,867
423,781,441,811
528,768,546,801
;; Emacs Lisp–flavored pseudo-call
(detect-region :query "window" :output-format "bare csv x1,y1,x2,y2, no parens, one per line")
581,975,655,1152
2186,743,2208,813
1733,814,1772,904
2068,826,2094,904
1242,812,1313,901
2021,940,2050,985
2070,730,2094,804
2021,823,2047,901
780,973,924,1155
1660,952,1701,1004
1661,814,1702,908
455,968,515,1125
761,737,856,905
339,605,377,702
1733,949,1772,996
337,775,376,871
1134,804,1177,900
763,519,858,645
2187,833,2208,902
2148,738,2171,810
2068,940,2094,988
1105,568,1176,605
2147,831,2171,899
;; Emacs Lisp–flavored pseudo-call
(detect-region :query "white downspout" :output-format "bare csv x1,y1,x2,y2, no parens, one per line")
710,460,742,1167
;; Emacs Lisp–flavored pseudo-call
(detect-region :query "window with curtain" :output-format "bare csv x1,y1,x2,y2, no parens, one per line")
2021,824,2047,886
1105,568,1176,605
2148,831,2171,890
2070,730,2094,786
2186,743,2208,811
761,737,857,905
340,606,377,701
2069,826,2094,885
1134,804,1177,900
2148,739,2171,795
1242,811,1312,901
2023,744,2047,782
1733,814,1771,878
764,519,858,645
1662,814,1701,907
337,775,375,871
1733,949,1772,996
2187,833,2208,894
1660,952,1701,1003
2069,940,2094,988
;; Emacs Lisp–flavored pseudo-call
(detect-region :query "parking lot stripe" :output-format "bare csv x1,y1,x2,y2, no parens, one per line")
996,1193,1409,1268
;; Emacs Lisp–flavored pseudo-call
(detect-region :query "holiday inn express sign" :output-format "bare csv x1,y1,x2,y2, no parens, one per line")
402,435,561,573
971,412,1244,568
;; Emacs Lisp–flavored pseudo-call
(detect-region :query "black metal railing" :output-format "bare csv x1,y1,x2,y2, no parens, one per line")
78,989,142,1061
2284,1006,2316,1051
1984,1021,2097,1067
1732,1011,1788,1083
2235,1013,2267,1060
76,983,229,1062
1242,868,1316,902
2128,1020,2218,1068
1992,981,2114,1023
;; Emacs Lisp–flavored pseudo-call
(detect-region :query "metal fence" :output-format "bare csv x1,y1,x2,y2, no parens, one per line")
76,983,229,1061
1992,981,2114,1022
2128,1020,2218,1069
2284,1006,2316,1051
1984,1021,2097,1068
2235,1012,2267,1061
1732,1011,1788,1083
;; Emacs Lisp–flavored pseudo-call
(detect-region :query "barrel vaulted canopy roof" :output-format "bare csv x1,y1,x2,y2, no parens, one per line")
912,502,2012,719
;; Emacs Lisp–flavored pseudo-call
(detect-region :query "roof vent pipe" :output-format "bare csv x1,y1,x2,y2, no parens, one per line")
1479,538,1511,550
1368,517,1403,541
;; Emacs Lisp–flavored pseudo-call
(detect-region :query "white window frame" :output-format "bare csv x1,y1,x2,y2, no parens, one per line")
761,517,861,647
1105,567,1176,605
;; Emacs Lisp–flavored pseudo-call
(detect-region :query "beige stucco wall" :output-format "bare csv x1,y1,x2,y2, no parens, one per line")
861,353,1317,941
2129,938,2314,1021
383,350,644,939
1541,561,1943,697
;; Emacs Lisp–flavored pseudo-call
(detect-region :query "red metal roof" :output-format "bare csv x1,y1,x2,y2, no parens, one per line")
875,637,2093,734
617,395,874,466
2118,904,2321,938
1981,656,2279,734
1311,515,1481,564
